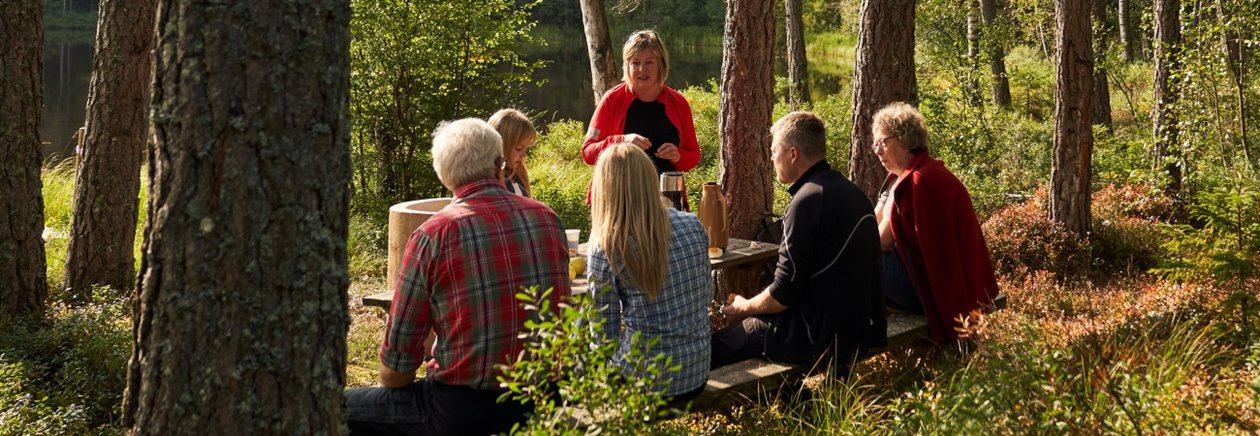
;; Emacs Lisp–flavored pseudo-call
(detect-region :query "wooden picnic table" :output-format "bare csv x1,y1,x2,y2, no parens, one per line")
361,237,780,310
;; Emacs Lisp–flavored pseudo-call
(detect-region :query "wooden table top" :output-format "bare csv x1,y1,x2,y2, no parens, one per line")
362,237,779,311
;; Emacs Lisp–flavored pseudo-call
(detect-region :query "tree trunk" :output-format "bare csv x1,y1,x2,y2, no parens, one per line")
1091,0,1114,130
980,0,1011,107
785,0,811,109
580,0,619,103
719,0,776,297
850,0,917,203
0,0,48,320
122,1,352,433
1118,0,1136,61
1216,0,1251,166
1051,0,1094,237
1152,0,1182,194
966,2,984,107
64,0,155,301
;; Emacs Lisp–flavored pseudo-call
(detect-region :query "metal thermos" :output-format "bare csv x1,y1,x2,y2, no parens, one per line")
659,171,688,211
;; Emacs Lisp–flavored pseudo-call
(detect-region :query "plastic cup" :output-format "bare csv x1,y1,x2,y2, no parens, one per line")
565,229,581,256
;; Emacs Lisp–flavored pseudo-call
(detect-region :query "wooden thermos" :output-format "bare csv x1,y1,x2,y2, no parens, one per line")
697,182,729,250
387,198,452,292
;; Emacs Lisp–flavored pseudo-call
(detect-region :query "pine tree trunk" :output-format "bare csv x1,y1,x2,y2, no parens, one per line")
580,0,619,102
1152,0,1182,194
850,0,916,203
1051,0,1094,237
1118,0,1136,62
785,0,811,109
719,0,776,297
1091,0,1114,130
0,0,48,320
980,0,1011,107
122,1,352,433
65,0,155,300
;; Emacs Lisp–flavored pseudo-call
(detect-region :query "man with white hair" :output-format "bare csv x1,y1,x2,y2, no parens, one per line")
344,118,571,435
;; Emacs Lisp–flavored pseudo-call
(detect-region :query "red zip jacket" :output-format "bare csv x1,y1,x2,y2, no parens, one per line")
889,153,1001,343
581,83,700,171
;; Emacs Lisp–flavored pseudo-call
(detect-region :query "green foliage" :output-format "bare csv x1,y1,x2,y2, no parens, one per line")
349,0,545,210
1158,184,1260,282
0,288,131,435
498,286,682,434
886,316,1238,433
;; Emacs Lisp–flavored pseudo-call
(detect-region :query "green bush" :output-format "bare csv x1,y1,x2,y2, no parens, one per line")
1158,184,1260,283
0,288,131,435
499,286,682,434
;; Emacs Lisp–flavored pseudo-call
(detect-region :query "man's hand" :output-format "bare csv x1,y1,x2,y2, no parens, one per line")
722,289,789,317
655,143,681,162
721,294,750,317
379,364,416,389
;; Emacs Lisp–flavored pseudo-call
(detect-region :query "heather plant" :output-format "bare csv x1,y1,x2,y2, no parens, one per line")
981,188,1090,278
1089,184,1169,276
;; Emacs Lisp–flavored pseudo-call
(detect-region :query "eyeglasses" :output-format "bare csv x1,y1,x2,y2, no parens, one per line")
871,135,897,152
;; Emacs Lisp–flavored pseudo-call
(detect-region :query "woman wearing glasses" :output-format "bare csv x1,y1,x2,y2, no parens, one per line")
871,102,1000,343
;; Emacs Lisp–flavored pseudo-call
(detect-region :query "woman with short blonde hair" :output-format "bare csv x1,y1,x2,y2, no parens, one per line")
587,143,712,400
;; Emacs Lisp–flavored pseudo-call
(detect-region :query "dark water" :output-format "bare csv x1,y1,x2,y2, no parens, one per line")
40,25,841,159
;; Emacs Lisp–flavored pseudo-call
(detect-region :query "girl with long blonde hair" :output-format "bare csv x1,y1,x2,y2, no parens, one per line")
587,143,712,400
488,108,535,197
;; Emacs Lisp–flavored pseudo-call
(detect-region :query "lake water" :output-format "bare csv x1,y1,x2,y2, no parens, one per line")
40,26,840,159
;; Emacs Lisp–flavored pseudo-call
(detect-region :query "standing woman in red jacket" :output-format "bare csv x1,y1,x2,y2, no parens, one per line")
872,102,1000,343
581,30,700,175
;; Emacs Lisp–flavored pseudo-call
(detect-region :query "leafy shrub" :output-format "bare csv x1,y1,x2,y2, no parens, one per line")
1157,184,1260,283
0,288,131,435
1089,184,1170,276
982,188,1090,278
499,286,682,434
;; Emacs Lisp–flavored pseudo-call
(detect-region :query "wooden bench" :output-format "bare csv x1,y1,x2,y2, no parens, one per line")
685,294,1008,411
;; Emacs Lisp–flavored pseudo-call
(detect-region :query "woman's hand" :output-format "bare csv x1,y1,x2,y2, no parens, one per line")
622,134,651,150
655,142,681,162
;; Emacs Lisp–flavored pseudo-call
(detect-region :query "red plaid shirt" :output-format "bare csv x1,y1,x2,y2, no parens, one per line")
381,177,571,390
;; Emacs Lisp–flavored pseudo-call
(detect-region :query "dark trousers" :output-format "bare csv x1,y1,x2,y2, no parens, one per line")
710,316,777,369
883,251,923,314
344,379,531,436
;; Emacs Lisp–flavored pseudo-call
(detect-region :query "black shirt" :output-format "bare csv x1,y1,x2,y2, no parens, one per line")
765,161,887,362
623,98,680,174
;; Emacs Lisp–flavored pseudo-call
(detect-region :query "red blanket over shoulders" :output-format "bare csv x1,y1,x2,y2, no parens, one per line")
890,153,1000,343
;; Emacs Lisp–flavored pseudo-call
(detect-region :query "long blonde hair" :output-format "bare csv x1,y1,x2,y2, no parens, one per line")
591,143,671,299
488,108,535,197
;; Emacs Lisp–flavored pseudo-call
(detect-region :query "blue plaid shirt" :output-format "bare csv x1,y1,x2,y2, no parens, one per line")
587,208,713,397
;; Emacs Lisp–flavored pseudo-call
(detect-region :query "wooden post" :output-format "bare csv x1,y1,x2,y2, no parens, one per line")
386,198,451,292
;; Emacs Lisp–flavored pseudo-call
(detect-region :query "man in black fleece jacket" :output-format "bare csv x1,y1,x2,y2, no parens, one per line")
712,111,886,375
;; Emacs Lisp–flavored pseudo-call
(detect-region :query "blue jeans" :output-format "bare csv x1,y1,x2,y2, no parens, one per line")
344,378,532,436
883,251,923,313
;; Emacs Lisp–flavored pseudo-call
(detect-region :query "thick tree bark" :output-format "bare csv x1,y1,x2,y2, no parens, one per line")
850,0,916,203
1051,0,1094,237
580,0,619,103
0,0,48,319
1152,0,1182,194
719,0,776,297
1118,0,1136,62
785,0,811,109
980,0,1011,107
65,0,155,300
122,1,351,433
1091,0,1114,130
